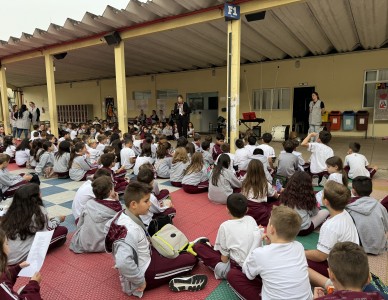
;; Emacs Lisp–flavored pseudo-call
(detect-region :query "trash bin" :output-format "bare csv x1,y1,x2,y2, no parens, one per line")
356,111,369,131
342,111,355,131
321,111,329,122
329,111,342,130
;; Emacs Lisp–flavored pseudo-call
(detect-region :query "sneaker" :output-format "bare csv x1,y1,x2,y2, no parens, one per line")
312,175,319,187
319,176,328,187
190,237,210,245
169,274,208,292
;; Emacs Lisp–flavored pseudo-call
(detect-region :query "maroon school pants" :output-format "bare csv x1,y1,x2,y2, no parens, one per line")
193,243,222,269
144,248,198,290
246,200,280,227
171,181,182,187
80,168,98,181
227,268,262,300
48,226,68,251
307,259,329,277
3,180,29,198
182,181,209,194
381,195,388,212
155,189,169,201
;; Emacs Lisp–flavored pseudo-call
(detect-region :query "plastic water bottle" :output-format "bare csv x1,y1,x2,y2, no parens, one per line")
276,179,282,192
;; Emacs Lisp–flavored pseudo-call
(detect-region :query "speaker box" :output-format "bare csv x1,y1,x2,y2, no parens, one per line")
245,11,266,22
53,52,67,60
253,126,261,138
104,31,122,46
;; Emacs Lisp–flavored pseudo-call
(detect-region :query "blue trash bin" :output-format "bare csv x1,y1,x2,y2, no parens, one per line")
342,111,355,131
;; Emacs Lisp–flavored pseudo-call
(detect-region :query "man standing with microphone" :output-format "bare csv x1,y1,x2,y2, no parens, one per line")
174,95,190,138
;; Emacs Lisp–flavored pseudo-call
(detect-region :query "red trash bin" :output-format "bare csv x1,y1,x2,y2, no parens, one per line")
329,111,342,131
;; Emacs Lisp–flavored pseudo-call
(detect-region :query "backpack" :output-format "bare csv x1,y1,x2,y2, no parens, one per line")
151,224,189,259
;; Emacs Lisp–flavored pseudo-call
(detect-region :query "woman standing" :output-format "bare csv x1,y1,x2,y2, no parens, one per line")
174,95,190,138
308,92,325,142
10,104,18,138
16,104,31,140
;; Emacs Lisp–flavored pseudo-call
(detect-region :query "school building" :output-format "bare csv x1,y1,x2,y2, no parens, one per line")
1,0,388,143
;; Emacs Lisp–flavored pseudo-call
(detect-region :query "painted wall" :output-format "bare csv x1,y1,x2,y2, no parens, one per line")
22,49,388,137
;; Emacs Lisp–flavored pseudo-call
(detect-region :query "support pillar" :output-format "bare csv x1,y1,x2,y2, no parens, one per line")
226,18,241,153
44,54,59,136
114,41,128,134
0,66,11,134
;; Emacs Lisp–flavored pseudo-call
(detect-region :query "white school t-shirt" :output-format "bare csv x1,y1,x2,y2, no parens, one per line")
243,241,312,300
258,144,275,158
344,153,370,179
243,182,276,203
315,172,343,205
307,143,334,174
317,210,359,255
72,180,94,220
121,147,136,169
234,147,250,171
214,216,261,266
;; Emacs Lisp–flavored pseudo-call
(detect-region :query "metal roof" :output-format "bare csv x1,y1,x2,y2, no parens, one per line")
1,0,388,88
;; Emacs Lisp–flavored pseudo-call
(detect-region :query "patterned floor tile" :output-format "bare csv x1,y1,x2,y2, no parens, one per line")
41,178,74,186
43,200,56,208
40,182,54,189
56,181,84,190
62,214,77,233
46,205,73,218
43,190,77,204
61,200,74,209
41,186,68,197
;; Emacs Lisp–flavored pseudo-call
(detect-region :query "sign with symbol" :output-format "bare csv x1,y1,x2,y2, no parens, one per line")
224,3,240,21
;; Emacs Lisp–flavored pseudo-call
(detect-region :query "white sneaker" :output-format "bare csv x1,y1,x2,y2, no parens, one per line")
169,274,208,292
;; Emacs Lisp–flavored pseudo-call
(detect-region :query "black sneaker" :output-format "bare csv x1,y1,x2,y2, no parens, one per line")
169,274,208,292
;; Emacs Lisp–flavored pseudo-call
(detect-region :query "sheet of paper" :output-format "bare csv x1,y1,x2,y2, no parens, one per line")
18,230,54,277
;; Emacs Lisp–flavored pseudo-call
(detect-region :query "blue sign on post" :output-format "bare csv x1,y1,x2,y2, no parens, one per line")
224,3,240,21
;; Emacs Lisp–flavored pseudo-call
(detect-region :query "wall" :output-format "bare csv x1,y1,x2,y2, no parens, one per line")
22,49,388,137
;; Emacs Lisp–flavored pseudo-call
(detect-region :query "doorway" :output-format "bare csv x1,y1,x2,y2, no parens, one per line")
293,86,315,135
187,92,219,133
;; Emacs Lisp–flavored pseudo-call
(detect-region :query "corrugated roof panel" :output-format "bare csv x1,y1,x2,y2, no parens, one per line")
125,1,158,22
245,11,309,58
102,6,135,27
47,24,78,41
151,0,187,15
63,18,96,37
350,0,388,49
272,3,332,55
81,12,115,32
308,0,359,52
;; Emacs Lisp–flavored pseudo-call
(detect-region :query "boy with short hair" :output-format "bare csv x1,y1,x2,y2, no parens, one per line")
86,138,101,164
258,132,275,169
136,168,176,235
104,181,206,298
96,134,107,152
193,193,261,279
201,140,214,166
346,176,388,255
313,242,384,300
233,139,250,173
306,181,359,280
277,139,299,178
301,130,334,174
120,137,136,171
245,135,258,156
345,142,378,179
70,175,122,253
100,153,128,194
212,133,225,161
30,124,41,140
204,135,214,154
228,205,313,300
192,133,202,152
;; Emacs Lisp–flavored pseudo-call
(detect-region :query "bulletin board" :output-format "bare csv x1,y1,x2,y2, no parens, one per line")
374,83,388,121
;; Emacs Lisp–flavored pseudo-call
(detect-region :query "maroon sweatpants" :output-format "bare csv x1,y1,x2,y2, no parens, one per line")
171,181,182,187
144,248,198,290
298,222,314,236
227,268,262,300
381,195,388,212
307,259,329,277
80,168,98,181
56,171,69,179
114,180,128,194
193,243,221,269
48,226,68,251
246,200,280,227
182,181,209,194
344,166,377,178
3,180,29,198
155,189,169,201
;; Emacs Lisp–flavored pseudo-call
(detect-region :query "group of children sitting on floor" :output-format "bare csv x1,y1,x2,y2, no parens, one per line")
0,119,387,299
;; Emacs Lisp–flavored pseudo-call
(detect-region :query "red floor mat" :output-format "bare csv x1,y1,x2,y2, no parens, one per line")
13,189,228,300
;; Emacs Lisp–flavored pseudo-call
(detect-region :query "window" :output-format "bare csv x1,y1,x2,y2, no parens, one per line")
156,89,178,100
363,69,388,107
133,91,151,100
252,88,291,110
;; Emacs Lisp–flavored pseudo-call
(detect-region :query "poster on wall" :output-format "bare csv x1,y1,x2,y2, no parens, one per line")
374,83,388,121
105,97,115,121
156,99,166,112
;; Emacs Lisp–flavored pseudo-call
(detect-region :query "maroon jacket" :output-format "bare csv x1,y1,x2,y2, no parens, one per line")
0,265,42,300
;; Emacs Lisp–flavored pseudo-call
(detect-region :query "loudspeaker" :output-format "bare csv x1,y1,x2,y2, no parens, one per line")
53,52,67,60
245,11,266,22
253,126,261,138
221,107,227,112
103,31,122,46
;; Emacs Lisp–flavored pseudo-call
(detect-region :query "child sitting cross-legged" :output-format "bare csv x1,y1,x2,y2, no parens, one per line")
346,176,388,255
138,162,170,201
280,171,330,236
311,242,384,300
306,181,359,281
181,152,209,194
170,147,190,187
345,142,378,179
136,168,176,236
0,228,43,300
227,205,313,300
104,181,206,298
70,175,122,253
99,153,128,194
193,193,261,279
